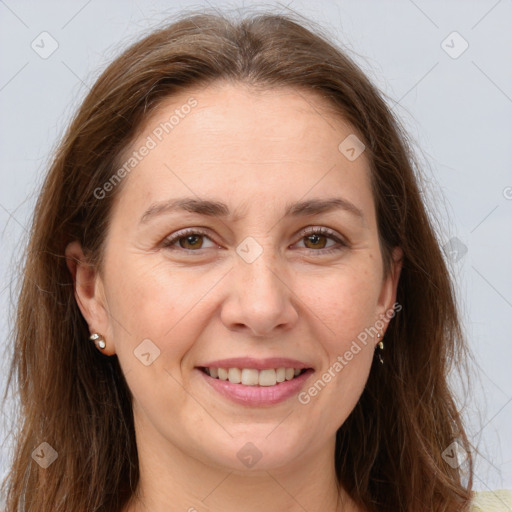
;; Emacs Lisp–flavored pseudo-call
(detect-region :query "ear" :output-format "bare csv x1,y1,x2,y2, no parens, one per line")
65,241,116,355
376,246,403,331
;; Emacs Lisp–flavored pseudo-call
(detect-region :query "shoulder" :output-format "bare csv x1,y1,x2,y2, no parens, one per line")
470,489,512,511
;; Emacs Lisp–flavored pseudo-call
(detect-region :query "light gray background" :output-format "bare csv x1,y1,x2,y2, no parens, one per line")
1,0,511,495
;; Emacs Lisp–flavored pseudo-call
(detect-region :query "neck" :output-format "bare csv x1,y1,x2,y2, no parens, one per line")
122,407,361,512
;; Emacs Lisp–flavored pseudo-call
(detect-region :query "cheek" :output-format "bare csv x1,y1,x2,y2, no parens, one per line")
301,260,381,342
298,260,380,404
104,260,201,414
107,256,206,328
302,274,377,427
104,257,211,367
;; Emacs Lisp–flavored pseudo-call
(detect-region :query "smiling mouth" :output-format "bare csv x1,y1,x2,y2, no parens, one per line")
199,366,309,386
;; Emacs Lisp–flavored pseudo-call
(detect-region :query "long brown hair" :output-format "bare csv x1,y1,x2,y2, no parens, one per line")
1,8,473,511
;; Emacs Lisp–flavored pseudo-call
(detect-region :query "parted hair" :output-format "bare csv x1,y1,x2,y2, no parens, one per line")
1,8,473,512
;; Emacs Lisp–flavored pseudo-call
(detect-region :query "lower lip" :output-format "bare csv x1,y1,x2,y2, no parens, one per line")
197,368,314,406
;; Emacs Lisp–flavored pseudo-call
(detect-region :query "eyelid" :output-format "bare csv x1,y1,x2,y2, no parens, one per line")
162,227,217,249
162,225,349,252
299,225,345,241
295,226,349,251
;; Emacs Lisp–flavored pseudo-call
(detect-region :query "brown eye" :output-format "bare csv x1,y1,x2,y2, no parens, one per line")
162,229,216,251
178,234,204,250
303,233,329,249
295,227,348,254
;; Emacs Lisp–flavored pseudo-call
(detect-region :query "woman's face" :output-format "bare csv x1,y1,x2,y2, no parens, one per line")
70,82,401,473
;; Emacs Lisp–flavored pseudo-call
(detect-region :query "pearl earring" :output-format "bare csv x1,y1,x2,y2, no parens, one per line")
89,333,106,350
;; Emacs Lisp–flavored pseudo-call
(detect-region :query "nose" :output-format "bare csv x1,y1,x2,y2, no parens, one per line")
220,245,299,337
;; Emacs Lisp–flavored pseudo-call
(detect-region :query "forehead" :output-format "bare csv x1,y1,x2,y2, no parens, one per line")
112,81,374,223
143,81,358,156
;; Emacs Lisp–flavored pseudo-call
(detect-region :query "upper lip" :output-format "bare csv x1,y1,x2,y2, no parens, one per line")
197,357,314,370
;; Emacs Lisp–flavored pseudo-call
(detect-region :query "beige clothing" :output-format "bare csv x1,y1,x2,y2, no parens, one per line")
471,489,512,511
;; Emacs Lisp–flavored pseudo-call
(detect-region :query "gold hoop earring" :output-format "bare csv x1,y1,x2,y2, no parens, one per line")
376,333,384,365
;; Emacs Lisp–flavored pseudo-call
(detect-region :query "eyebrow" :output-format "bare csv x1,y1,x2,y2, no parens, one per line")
139,196,364,224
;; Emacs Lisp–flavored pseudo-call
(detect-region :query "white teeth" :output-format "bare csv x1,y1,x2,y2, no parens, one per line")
205,367,305,386
228,368,241,384
259,369,276,386
241,369,259,386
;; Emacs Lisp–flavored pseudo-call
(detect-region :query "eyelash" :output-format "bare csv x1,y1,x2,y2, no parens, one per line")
161,226,348,256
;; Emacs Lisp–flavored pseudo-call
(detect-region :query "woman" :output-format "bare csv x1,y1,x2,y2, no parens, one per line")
1,9,510,512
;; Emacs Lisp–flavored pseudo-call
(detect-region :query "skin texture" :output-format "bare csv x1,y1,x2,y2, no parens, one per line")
66,82,402,512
